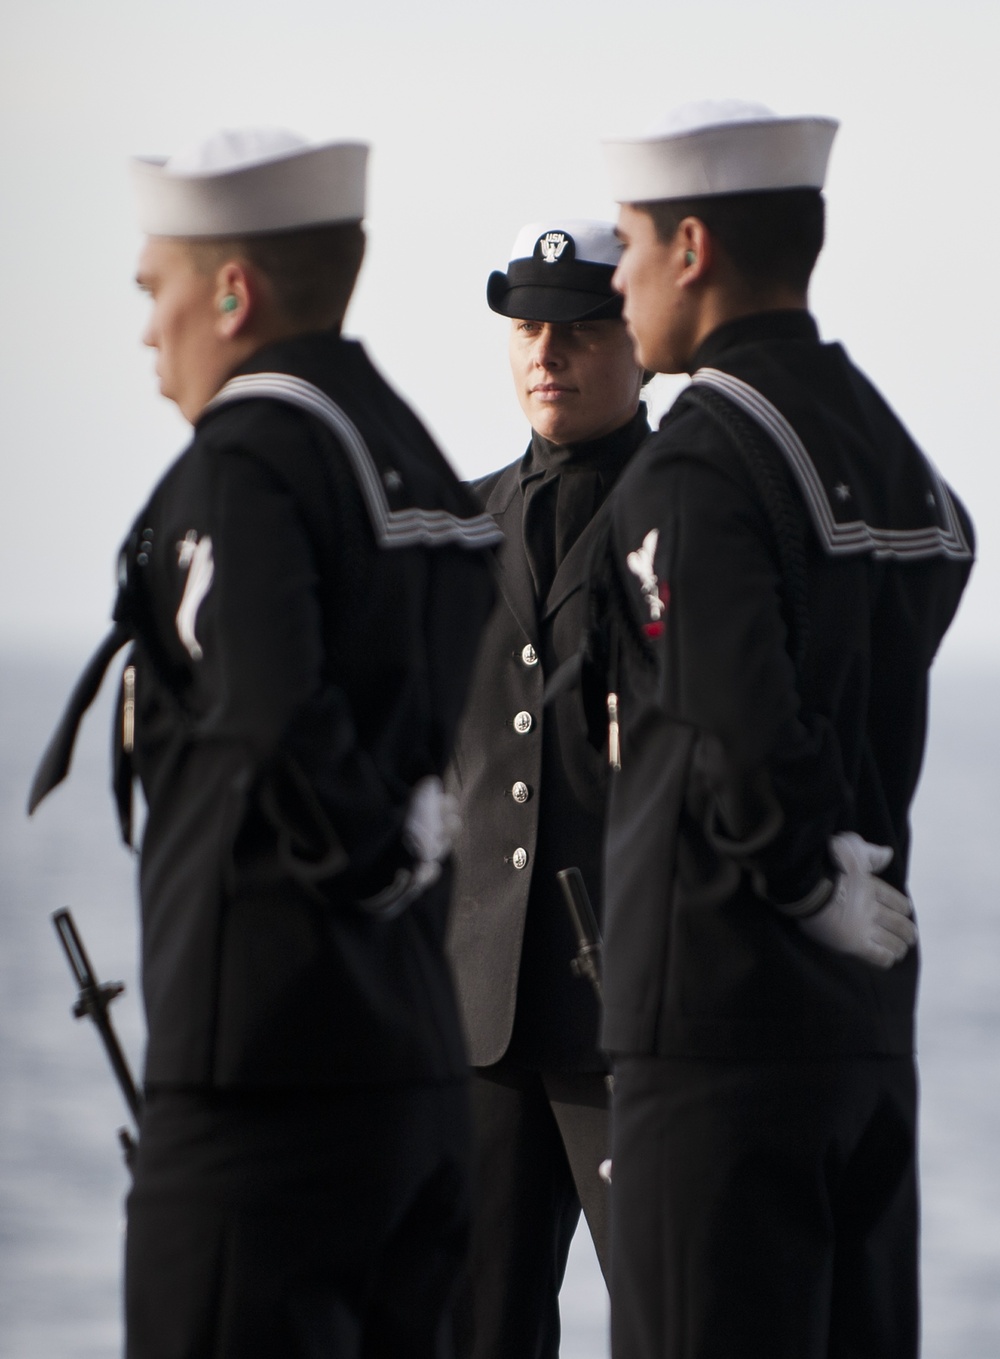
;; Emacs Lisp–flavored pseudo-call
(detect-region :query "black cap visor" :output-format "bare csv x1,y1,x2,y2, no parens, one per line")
487,259,623,322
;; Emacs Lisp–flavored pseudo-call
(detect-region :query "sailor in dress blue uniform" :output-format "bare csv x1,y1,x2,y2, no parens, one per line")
30,127,500,1359
592,102,974,1359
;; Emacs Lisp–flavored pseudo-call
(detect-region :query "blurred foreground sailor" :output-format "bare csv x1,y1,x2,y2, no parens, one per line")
589,102,975,1359
446,221,647,1358
29,127,500,1359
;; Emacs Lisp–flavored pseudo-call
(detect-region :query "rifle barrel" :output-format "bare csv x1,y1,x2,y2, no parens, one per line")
557,867,601,952
557,867,603,1002
52,908,142,1126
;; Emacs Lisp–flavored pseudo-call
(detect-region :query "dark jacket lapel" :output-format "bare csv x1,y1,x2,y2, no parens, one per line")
542,494,613,622
485,465,539,641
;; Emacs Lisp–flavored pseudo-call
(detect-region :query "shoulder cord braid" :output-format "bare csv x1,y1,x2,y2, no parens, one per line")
680,383,811,682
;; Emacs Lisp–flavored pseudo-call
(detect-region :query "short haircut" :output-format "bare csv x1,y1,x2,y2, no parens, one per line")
640,188,825,293
185,222,366,330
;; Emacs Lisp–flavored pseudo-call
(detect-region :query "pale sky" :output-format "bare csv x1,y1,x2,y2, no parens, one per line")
2,0,997,662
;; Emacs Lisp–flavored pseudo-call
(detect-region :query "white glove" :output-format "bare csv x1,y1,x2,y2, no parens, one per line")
403,775,461,867
798,831,916,969
357,777,460,921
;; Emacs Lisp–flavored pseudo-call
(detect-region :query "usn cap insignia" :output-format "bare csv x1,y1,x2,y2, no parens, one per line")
536,231,573,264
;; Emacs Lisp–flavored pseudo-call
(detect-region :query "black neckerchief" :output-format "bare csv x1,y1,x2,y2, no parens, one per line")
520,403,648,597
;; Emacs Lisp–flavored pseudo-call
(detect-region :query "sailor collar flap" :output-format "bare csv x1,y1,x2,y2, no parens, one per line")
204,373,503,552
688,367,972,562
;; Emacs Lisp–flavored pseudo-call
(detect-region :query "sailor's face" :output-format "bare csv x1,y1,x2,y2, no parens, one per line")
613,204,693,375
136,237,230,424
508,316,643,446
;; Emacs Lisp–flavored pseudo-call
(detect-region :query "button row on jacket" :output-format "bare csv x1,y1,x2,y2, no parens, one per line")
513,710,533,734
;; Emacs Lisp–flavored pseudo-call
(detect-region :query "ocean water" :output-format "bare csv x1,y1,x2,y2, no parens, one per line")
1,648,998,1357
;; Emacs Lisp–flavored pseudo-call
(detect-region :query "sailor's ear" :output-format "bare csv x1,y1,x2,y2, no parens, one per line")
213,261,255,336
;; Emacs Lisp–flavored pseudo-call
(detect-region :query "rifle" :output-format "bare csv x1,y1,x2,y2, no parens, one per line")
557,867,603,1002
52,908,141,1168
557,868,613,1183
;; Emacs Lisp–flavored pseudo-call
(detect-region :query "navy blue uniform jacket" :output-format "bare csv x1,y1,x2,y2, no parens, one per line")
112,331,498,1087
598,312,973,1061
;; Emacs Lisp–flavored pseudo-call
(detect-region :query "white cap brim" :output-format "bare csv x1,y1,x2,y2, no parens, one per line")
131,140,368,237
603,116,838,204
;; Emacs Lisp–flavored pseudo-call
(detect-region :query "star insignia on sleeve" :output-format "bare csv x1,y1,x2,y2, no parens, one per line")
833,482,851,502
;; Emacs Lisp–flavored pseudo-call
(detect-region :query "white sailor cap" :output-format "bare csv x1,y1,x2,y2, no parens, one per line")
131,128,368,238
487,220,624,322
603,100,838,204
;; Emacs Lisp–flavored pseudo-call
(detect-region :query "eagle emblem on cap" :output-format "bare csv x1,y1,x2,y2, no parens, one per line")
538,231,570,264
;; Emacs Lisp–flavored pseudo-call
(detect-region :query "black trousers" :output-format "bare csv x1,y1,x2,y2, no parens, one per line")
453,1063,610,1359
610,1055,919,1359
125,1083,472,1359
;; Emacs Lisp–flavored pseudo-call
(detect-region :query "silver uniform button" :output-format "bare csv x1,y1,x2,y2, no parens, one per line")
512,847,528,870
521,643,538,667
513,710,533,734
511,781,529,804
